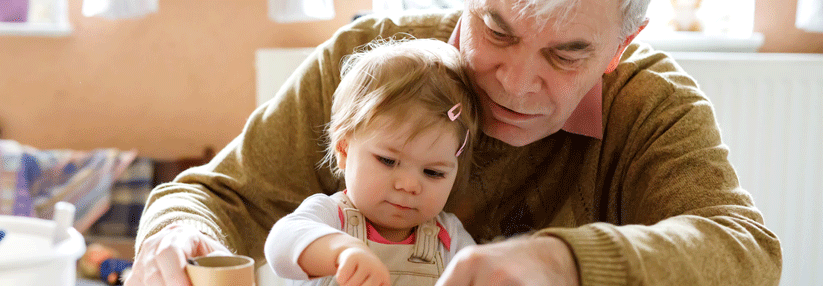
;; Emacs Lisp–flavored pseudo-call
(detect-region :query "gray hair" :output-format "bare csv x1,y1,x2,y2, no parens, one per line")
514,0,651,38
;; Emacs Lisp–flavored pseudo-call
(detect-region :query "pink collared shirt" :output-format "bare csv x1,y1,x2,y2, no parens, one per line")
561,80,603,139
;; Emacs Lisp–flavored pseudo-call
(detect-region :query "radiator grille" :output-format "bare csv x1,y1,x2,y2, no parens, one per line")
674,52,823,286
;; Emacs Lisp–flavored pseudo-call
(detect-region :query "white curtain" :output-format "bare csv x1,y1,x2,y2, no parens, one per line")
269,0,335,23
82,0,158,19
796,0,823,33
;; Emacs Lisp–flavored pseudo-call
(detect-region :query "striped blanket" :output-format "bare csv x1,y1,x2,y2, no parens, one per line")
87,157,154,237
0,139,153,235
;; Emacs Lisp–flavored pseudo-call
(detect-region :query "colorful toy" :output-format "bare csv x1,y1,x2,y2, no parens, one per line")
78,243,133,285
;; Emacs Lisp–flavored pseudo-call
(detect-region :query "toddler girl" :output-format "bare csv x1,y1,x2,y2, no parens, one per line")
264,38,478,286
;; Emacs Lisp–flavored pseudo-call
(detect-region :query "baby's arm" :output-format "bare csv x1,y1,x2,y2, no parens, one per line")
264,193,390,285
265,194,345,279
299,233,391,285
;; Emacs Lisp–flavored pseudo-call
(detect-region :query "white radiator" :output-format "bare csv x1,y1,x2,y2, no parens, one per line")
672,52,823,286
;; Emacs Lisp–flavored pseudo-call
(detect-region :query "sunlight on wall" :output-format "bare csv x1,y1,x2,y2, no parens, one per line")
644,0,755,37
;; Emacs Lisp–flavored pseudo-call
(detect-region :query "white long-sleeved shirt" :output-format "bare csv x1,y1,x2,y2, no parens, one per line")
264,193,476,280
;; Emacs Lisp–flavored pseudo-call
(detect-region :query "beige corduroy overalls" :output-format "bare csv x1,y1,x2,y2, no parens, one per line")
312,192,446,286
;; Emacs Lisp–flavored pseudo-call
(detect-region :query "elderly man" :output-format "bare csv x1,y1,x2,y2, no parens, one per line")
125,0,782,285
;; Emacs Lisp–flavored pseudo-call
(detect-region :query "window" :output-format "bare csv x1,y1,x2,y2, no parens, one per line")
0,0,71,36
372,0,463,13
635,0,762,52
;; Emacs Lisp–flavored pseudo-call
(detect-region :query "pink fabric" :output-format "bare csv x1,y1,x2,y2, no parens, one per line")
561,80,603,139
436,221,451,251
337,189,453,249
338,206,345,227
366,222,416,245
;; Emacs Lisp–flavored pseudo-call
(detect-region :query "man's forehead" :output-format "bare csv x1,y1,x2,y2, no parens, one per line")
473,0,619,18
472,0,618,47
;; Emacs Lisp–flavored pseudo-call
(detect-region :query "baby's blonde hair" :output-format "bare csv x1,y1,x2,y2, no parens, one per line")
324,38,478,192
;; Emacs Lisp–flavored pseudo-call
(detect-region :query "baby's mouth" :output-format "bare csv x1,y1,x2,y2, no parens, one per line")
389,202,412,210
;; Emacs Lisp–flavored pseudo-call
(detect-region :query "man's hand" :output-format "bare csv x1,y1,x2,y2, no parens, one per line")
435,236,579,286
335,247,392,286
124,222,232,286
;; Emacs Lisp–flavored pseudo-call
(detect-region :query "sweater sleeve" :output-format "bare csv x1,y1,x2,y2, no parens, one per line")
537,44,781,285
133,18,375,258
133,10,462,263
134,33,343,260
264,194,345,280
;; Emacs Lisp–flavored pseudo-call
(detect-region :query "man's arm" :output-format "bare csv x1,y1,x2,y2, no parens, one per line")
539,80,783,284
439,44,781,286
134,19,371,258
540,44,782,285
135,44,339,257
133,9,463,262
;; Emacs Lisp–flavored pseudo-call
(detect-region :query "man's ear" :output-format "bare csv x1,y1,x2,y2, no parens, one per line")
448,15,463,50
335,139,349,170
606,18,649,74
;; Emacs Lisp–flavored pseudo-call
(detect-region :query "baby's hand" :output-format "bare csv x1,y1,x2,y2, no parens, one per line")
335,247,391,286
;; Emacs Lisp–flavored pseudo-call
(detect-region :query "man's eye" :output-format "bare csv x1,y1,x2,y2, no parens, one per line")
486,27,514,43
553,54,583,69
557,55,577,64
490,29,507,38
423,169,445,178
376,156,396,167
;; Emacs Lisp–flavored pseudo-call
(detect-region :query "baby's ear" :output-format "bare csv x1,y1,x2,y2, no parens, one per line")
336,139,349,170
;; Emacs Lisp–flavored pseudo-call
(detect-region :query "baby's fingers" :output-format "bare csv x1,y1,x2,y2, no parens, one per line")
336,260,357,285
338,266,372,286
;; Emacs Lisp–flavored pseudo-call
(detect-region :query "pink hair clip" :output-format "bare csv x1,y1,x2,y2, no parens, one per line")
448,103,462,121
456,130,469,157
448,103,469,157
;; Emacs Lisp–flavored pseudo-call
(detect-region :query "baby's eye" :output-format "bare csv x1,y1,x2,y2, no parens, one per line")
376,155,397,167
423,169,445,178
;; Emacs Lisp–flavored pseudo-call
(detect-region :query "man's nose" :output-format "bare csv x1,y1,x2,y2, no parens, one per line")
495,55,542,97
393,170,420,195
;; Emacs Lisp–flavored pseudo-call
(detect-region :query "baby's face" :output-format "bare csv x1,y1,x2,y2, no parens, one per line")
338,115,460,241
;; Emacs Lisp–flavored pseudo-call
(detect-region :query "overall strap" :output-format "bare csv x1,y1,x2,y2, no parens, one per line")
330,191,368,243
410,218,440,263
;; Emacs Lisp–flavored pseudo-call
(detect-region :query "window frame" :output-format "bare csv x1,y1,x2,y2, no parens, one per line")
0,0,72,37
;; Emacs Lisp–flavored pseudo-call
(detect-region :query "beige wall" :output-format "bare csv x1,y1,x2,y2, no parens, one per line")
0,0,370,159
755,0,823,53
0,0,820,159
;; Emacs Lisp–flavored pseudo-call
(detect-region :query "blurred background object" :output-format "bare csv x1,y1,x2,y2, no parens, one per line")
795,0,823,33
81,0,158,20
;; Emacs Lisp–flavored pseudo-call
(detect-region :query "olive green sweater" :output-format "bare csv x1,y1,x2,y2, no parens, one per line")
136,10,781,285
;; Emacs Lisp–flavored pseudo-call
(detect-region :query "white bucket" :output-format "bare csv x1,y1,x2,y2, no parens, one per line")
0,202,86,286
